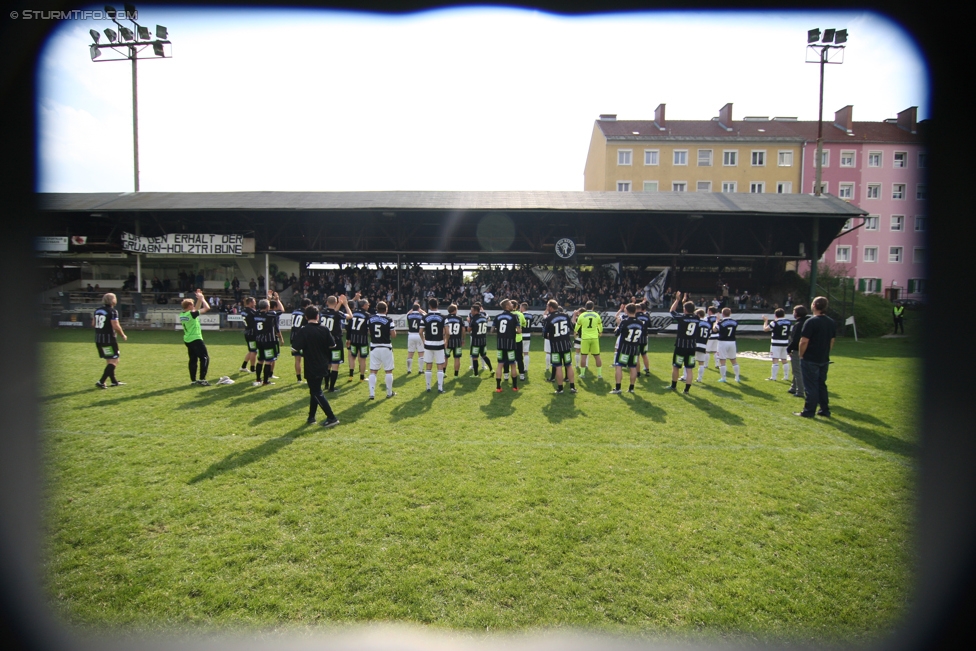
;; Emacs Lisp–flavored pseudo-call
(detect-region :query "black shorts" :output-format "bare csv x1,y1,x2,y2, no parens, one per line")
96,341,119,360
257,342,279,362
185,339,209,359
672,349,696,368
330,346,345,364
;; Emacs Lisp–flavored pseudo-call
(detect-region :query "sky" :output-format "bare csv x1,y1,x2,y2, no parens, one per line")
35,5,929,193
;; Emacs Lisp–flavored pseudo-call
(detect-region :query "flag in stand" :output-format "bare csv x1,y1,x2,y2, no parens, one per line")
642,269,669,305
531,267,556,287
603,262,621,284
564,268,584,290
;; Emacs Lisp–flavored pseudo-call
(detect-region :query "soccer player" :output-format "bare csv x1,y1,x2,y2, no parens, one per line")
714,307,740,383
420,298,447,393
543,299,576,394
493,299,521,392
444,304,465,377
289,305,339,428
252,295,284,386
668,291,697,394
239,296,258,374
787,305,809,398
404,302,426,374
346,297,371,382
367,301,398,400
512,302,528,380
180,289,211,386
290,297,313,382
467,304,493,377
321,294,353,392
574,301,604,379
763,308,793,381
519,302,533,379
635,301,652,376
610,303,644,394
705,305,721,370
93,292,127,389
694,308,711,383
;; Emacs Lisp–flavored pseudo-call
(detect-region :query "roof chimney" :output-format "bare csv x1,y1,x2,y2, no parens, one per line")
833,105,853,134
598,114,617,121
654,103,666,131
717,103,733,131
896,106,917,134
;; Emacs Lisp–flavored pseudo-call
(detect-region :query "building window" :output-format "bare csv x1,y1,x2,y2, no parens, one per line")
916,184,927,200
868,151,882,167
616,181,631,192
697,149,712,166
778,151,793,166
893,151,907,168
751,150,766,166
864,246,878,263
838,183,854,199
913,247,925,264
696,181,712,192
672,182,687,192
776,182,792,194
723,150,738,166
836,245,852,263
866,183,880,199
617,150,632,166
892,184,906,200
842,218,853,231
815,182,828,194
889,246,903,263
820,150,829,167
644,150,659,166
643,181,658,192
915,216,927,232
673,150,688,166
722,181,736,193
917,152,927,168
860,278,882,293
864,215,879,231
750,181,765,193
890,215,905,231
840,150,855,167
908,278,926,294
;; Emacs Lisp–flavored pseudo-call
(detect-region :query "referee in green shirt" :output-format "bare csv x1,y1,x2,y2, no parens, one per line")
574,301,604,379
180,289,211,386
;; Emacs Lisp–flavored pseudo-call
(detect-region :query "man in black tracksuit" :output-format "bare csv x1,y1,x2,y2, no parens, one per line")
290,305,340,428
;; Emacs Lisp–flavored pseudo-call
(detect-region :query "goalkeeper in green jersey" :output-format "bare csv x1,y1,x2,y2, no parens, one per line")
573,301,604,379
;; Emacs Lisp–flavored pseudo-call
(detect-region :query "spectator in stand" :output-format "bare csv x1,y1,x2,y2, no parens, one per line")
249,278,257,297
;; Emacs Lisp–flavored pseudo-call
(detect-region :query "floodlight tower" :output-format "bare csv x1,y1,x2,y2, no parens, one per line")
805,27,847,303
88,4,172,192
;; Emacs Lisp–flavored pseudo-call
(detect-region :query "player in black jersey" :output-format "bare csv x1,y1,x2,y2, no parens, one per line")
694,309,711,383
420,298,447,393
252,293,285,386
668,291,697,393
321,294,353,392
444,304,465,377
543,299,576,394
290,298,313,382
239,297,258,374
404,303,426,374
493,299,521,392
346,296,371,382
763,308,793,382
635,302,652,376
367,301,397,399
611,304,645,394
93,292,127,389
714,307,740,383
467,303,493,376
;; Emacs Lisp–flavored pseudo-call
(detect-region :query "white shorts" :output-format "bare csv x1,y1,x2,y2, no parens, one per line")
695,351,708,364
770,345,788,359
369,347,395,372
423,348,446,365
706,339,719,353
718,341,737,360
407,333,423,353
543,339,551,353
522,339,531,353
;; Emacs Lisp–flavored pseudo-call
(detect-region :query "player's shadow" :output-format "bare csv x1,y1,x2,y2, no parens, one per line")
335,396,382,422
42,388,109,402
390,389,437,419
249,396,310,425
187,423,313,485
732,379,776,402
479,390,522,419
819,417,916,458
829,405,892,429
74,383,197,408
681,392,745,426
542,392,578,423
616,391,667,423
450,374,482,396
176,380,257,408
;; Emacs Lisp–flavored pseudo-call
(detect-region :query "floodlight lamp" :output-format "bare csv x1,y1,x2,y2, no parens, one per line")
90,44,101,60
152,42,164,57
807,28,820,43
137,25,150,40
104,5,116,18
89,28,100,43
156,25,168,40
124,4,137,20
834,29,848,44
822,29,835,43
104,28,117,42
119,26,134,41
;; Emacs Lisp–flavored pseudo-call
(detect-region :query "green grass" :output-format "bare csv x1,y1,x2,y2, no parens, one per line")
40,329,918,643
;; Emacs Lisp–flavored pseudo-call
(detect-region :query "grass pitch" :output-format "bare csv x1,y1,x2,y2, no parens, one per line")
41,329,917,643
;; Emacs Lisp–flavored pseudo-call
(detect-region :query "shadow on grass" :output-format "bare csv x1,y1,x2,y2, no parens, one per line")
336,396,382,422
681,392,745,426
542,390,578,424
829,405,892,429
820,417,916,458
42,388,108,402
250,396,310,425
74,383,197,408
479,387,522,418
449,374,483,396
187,423,313,484
731,379,777,402
618,391,667,423
390,388,437,420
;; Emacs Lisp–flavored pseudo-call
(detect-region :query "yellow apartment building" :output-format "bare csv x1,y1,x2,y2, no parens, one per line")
584,103,805,195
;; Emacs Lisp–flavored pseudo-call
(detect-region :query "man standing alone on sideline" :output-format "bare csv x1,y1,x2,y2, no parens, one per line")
93,292,127,389
794,296,837,418
290,305,340,428
892,302,905,334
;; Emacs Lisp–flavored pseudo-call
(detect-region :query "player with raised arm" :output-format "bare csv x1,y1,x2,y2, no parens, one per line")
321,294,353,392
512,301,528,381
404,302,426,375
519,302,533,379
290,297,313,382
467,303,493,377
239,296,258,374
493,299,522,392
668,291,697,394
180,289,212,386
93,292,127,389
763,308,792,382
705,305,721,370
635,301,652,376
714,307,740,383
444,304,465,378
367,301,397,400
694,308,711,383
574,301,604,380
420,298,447,393
347,296,371,383
252,293,284,386
610,303,644,394
543,300,576,394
